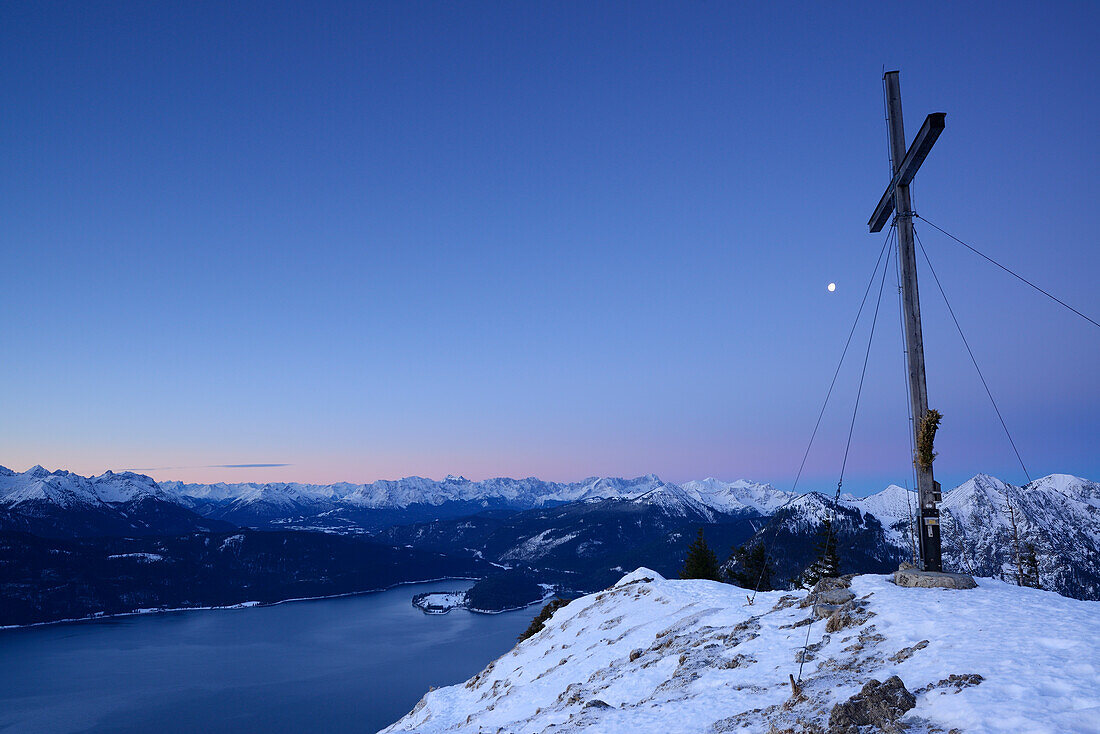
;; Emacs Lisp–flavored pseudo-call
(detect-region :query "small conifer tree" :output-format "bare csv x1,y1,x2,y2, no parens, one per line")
726,541,774,591
800,517,840,588
518,598,572,642
1022,542,1041,589
680,528,721,581
1005,499,1024,586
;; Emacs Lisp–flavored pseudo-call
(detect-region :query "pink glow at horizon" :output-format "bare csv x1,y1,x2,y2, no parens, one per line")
4,431,834,485
2,426,1044,497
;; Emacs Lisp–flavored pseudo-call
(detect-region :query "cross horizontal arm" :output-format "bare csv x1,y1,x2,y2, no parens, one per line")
868,112,946,233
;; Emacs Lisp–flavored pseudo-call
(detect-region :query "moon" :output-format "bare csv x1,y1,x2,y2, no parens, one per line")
827,282,836,292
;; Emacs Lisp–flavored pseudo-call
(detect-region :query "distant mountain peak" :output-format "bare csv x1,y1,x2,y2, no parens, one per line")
0,465,231,537
969,472,1010,487
629,482,713,520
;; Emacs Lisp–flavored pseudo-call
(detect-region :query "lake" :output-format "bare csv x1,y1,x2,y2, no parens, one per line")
0,580,536,733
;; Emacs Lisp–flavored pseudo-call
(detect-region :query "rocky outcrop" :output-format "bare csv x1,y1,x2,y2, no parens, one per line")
385,571,1100,733
827,676,916,733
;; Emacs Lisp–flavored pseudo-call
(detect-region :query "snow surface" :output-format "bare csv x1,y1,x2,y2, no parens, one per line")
614,567,664,586
106,553,164,562
413,592,468,614
499,530,580,563
383,570,1100,734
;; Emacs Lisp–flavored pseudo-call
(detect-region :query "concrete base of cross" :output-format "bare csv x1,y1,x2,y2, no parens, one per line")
893,566,977,590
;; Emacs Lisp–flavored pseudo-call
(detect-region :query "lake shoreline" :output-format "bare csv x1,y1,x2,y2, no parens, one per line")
0,577,538,734
0,575,483,631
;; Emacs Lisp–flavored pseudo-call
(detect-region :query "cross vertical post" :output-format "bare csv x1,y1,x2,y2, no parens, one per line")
881,70,942,572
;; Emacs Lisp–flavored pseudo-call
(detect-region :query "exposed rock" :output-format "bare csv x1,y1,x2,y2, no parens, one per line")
781,616,815,629
724,617,761,647
763,724,825,734
801,577,853,608
770,593,801,612
803,583,877,633
723,654,755,669
827,676,915,733
662,644,733,690
795,635,830,664
813,588,856,620
817,588,857,605
813,601,851,620
812,589,857,622
914,673,985,696
825,610,856,633
893,570,977,589
889,640,929,663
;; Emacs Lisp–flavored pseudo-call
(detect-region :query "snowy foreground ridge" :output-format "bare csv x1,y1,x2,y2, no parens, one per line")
383,570,1100,734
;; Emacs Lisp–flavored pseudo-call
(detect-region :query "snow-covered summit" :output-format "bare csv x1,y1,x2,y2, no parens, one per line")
843,484,915,522
0,465,172,508
629,483,717,521
613,567,664,586
0,465,232,537
1029,473,1100,507
554,474,669,503
385,570,1100,733
771,491,839,529
680,478,797,515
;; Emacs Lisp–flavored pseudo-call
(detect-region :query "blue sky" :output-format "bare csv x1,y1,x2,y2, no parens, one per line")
2,1,1097,494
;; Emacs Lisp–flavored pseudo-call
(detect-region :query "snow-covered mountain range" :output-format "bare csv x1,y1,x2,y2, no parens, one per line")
4,464,1099,599
1,467,787,534
160,473,778,522
165,473,793,517
0,465,233,537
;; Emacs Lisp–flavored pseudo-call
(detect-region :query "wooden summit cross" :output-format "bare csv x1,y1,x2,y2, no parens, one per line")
869,71,945,572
